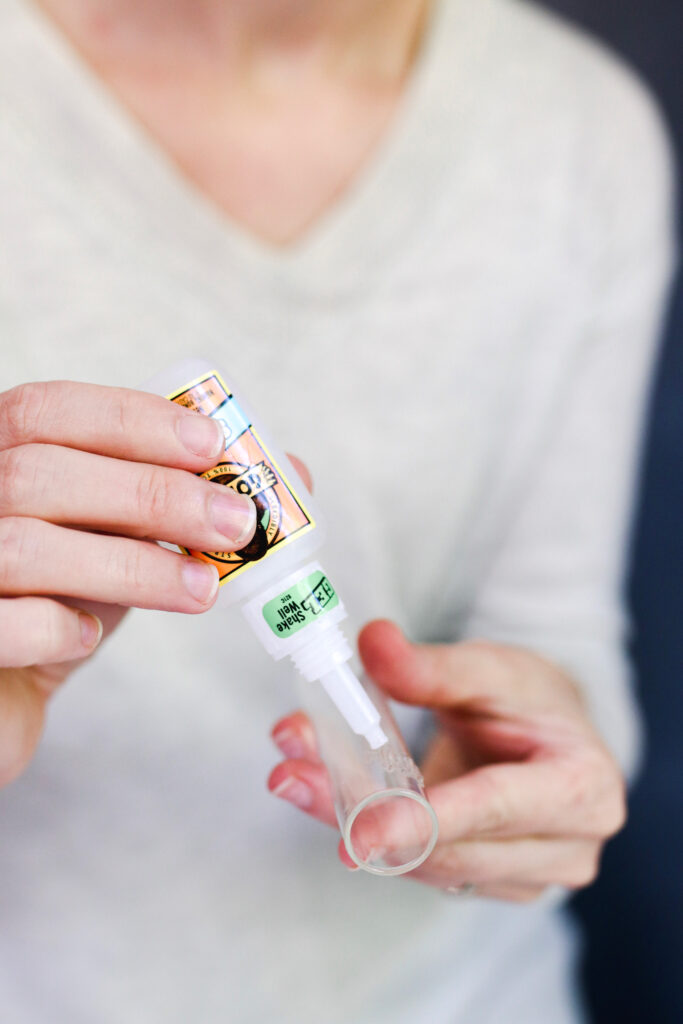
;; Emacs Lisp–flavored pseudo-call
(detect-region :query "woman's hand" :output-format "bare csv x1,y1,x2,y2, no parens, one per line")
268,620,627,901
0,380,256,785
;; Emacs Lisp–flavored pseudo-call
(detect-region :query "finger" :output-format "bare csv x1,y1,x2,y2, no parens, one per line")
0,669,47,787
271,711,320,761
358,620,575,714
0,444,256,551
0,382,226,470
412,837,600,891
429,758,622,842
0,517,220,612
0,597,102,668
335,836,548,895
267,758,338,827
338,839,357,869
286,455,313,493
332,757,615,867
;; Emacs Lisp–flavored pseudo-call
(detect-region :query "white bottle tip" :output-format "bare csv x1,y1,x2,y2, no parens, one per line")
364,724,389,750
318,663,388,749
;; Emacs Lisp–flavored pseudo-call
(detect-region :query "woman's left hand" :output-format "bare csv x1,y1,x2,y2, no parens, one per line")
267,619,627,901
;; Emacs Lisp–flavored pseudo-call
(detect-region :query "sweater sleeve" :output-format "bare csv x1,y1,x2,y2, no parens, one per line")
459,74,677,778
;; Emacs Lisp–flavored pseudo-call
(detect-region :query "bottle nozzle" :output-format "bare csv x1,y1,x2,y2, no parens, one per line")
319,663,389,749
363,724,391,751
242,563,389,748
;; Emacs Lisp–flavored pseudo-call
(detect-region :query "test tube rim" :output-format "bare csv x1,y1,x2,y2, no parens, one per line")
343,787,439,877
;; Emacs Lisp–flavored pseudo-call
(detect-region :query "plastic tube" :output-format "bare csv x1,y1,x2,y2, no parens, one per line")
293,671,438,875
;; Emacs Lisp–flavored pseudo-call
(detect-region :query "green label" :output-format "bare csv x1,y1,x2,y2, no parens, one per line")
263,572,339,637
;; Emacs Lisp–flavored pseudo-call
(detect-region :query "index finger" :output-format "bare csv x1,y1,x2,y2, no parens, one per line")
0,382,225,470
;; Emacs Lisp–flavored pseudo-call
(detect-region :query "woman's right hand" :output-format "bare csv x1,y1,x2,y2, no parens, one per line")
0,380,256,785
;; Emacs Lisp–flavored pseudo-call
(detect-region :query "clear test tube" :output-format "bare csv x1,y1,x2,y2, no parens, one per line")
292,670,439,876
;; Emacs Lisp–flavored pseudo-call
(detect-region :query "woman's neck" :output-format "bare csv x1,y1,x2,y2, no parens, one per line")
31,0,432,244
34,0,430,86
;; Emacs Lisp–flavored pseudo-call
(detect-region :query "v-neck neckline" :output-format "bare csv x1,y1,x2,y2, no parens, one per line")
14,0,494,298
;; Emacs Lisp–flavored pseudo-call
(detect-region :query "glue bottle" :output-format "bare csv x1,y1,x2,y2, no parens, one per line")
146,359,388,750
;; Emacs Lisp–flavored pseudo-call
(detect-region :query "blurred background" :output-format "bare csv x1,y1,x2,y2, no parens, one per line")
539,2,682,1022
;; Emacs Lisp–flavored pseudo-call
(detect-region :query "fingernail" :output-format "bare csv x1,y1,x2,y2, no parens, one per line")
272,727,309,760
271,776,314,810
182,560,219,604
79,612,103,650
177,413,224,459
211,489,256,546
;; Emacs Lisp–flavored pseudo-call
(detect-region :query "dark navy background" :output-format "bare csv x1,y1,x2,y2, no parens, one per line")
539,2,682,1021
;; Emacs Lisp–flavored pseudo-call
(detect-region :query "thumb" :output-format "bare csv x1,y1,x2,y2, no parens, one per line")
358,619,532,711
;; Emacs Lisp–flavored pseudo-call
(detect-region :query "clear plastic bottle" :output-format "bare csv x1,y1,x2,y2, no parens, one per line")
145,359,438,874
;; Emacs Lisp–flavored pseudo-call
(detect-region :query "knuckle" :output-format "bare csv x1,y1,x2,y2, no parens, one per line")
0,516,32,589
476,771,511,835
485,800,509,836
0,445,41,512
2,382,49,446
118,542,149,595
109,390,137,442
134,465,173,527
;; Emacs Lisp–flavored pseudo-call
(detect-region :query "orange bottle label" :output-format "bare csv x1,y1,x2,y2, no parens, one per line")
168,371,314,584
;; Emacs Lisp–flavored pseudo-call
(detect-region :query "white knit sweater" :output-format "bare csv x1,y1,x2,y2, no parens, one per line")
0,0,675,1021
